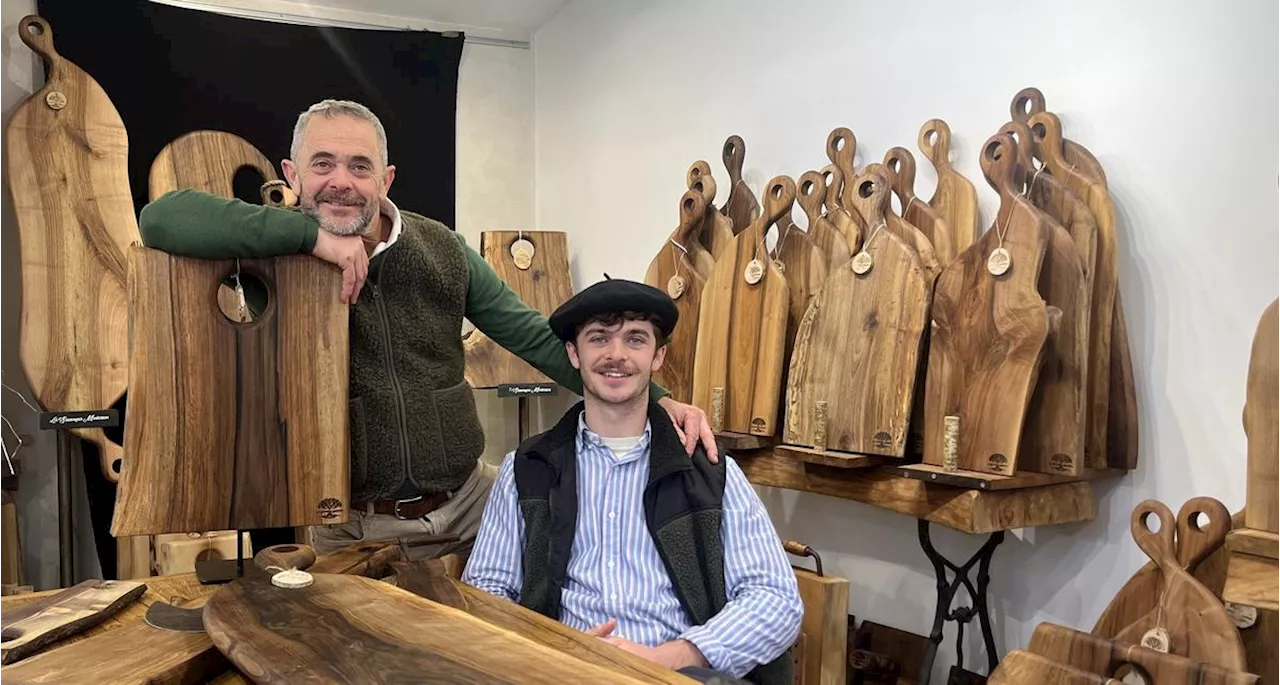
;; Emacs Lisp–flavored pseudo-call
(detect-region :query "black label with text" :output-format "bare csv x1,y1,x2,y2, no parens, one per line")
39,409,120,430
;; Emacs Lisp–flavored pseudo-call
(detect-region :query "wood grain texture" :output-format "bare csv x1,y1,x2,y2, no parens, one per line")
5,15,137,482
692,176,792,438
646,191,710,404
1108,294,1140,469
148,130,277,199
686,162,734,266
896,462,1121,491
1245,299,1279,533
0,579,146,665
1027,622,1258,685
721,135,760,236
793,567,849,685
797,170,852,272
252,544,317,573
923,134,1053,476
202,573,659,684
773,206,828,352
918,119,980,256
828,127,858,211
736,449,1096,534
1223,552,1279,612
1114,500,1247,672
988,649,1117,684
1225,528,1280,560
785,168,930,458
1010,87,1109,190
111,246,349,536
861,164,942,280
463,231,574,388
819,164,863,253
882,147,954,265
1029,111,1117,473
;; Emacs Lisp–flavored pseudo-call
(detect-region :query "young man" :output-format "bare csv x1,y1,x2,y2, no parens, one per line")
463,278,802,684
136,99,718,558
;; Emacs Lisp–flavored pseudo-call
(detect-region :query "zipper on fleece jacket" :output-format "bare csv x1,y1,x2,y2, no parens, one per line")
369,261,418,495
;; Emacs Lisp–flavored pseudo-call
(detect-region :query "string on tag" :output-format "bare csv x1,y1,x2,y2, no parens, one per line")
233,259,248,320
669,238,689,277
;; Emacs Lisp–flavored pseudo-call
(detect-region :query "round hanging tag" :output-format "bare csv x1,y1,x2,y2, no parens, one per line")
1140,627,1170,653
987,247,1012,276
1225,602,1258,629
667,274,686,299
271,569,314,589
851,251,873,275
510,238,535,270
45,91,67,110
744,259,764,285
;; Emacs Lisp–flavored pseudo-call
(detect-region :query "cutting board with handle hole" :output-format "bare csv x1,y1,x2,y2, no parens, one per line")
6,14,137,482
686,160,734,265
1113,500,1248,671
202,573,664,684
918,118,981,257
797,169,852,271
692,176,792,439
784,167,930,457
923,133,1055,476
720,135,760,235
988,128,1090,477
989,649,1120,685
828,127,858,212
773,193,828,353
0,579,147,665
820,164,862,253
463,231,575,389
148,130,278,200
1029,622,1258,685
1011,87,1108,189
860,163,942,281
645,190,709,405
1029,110,1118,472
882,147,955,266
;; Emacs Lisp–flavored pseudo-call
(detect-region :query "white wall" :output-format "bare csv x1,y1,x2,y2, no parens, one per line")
533,0,1279,679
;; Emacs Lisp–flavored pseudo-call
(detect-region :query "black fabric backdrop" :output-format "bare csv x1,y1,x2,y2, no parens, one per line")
32,0,463,576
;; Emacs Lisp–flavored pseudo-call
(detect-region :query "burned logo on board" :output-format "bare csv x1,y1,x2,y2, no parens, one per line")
316,497,344,520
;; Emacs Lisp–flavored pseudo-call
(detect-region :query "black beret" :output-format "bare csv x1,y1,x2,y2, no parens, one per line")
548,275,679,342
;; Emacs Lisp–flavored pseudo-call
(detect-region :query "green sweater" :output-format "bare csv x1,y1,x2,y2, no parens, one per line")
136,189,670,405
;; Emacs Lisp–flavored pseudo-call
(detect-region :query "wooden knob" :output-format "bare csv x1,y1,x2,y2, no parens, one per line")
254,543,317,572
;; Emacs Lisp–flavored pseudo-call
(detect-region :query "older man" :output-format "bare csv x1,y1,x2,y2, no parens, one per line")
137,99,717,559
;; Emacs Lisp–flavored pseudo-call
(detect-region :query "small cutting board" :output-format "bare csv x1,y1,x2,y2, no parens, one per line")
0,579,146,665
784,167,930,457
1028,622,1257,685
922,133,1053,476
720,134,760,235
773,196,829,352
1245,298,1279,533
202,573,660,684
796,170,852,272
463,231,575,389
882,147,954,266
686,161,734,266
820,164,863,253
918,118,980,257
860,163,942,280
692,176,792,438
645,191,710,404
1010,87,1109,189
148,130,278,200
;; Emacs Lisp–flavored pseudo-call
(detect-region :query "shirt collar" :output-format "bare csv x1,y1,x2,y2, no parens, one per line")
369,196,403,259
575,410,652,463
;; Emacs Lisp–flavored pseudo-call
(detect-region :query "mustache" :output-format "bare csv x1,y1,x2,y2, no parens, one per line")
314,189,367,206
593,362,634,375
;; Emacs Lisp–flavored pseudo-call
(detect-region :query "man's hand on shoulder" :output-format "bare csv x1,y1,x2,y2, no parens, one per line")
311,230,369,304
657,396,719,464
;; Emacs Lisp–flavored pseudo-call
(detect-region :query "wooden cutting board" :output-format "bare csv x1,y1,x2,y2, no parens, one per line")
0,579,146,665
918,118,980,257
882,147,954,266
463,231,575,389
1245,298,1279,533
922,133,1054,476
820,164,863,252
797,170,852,271
202,573,658,684
784,167,930,457
686,161,734,265
783,542,850,685
645,191,710,405
111,246,349,536
1108,296,1140,470
1010,87,1109,189
988,650,1118,684
692,176,792,439
1028,622,1258,685
5,14,138,482
1028,111,1118,472
148,130,278,200
720,134,760,235
827,127,858,209
1114,500,1247,672
773,202,828,352
860,164,942,280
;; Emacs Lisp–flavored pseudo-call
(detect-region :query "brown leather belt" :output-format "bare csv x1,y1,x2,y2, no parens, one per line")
354,491,450,520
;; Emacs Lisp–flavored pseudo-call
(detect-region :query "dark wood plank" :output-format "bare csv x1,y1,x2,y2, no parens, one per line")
0,580,146,665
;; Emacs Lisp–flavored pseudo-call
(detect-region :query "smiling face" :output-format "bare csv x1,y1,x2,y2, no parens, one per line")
567,315,667,408
281,113,395,237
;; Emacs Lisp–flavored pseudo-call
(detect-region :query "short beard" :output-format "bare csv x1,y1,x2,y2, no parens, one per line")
300,192,377,237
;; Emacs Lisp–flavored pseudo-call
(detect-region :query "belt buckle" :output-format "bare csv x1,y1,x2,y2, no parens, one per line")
393,495,424,520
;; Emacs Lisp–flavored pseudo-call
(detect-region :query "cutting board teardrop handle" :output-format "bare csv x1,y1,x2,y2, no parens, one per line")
820,164,843,214
686,160,713,190
254,543,318,573
675,189,707,245
690,171,717,209
997,121,1038,191
827,127,857,177
761,175,798,231
1130,500,1178,568
979,133,1021,203
846,166,891,231
18,16,58,64
1010,87,1048,124
918,119,955,170
723,135,748,185
1027,111,1069,169
796,170,827,227
1175,497,1231,571
881,147,920,206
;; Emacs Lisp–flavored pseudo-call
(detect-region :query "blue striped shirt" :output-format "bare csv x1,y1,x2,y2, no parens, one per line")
463,413,803,678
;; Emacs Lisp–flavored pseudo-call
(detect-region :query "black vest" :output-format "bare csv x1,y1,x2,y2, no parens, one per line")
512,401,791,685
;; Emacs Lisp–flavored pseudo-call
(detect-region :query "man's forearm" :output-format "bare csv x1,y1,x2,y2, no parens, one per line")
139,188,320,258
653,639,709,671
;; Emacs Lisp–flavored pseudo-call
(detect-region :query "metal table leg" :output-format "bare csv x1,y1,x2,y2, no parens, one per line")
916,519,1005,684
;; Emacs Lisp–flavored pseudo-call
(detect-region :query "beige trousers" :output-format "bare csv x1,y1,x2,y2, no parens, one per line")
307,460,499,561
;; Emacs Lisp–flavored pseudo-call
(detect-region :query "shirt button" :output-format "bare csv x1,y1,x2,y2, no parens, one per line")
611,593,618,600
607,561,616,569
608,512,616,519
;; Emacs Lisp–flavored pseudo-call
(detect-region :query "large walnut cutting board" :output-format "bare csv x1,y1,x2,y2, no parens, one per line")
784,168,930,457
918,119,980,257
149,130,278,199
5,15,138,482
720,135,760,235
645,191,709,404
692,176,792,438
111,246,349,536
202,573,658,684
922,134,1053,476
463,231,574,389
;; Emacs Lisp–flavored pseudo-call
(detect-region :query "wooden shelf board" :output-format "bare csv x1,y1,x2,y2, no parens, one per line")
1225,528,1280,560
773,444,884,470
715,431,773,451
895,463,1126,491
1223,551,1279,611
735,449,1096,535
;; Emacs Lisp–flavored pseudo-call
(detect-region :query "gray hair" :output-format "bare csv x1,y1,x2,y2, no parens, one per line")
290,99,389,166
